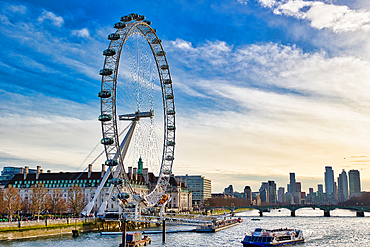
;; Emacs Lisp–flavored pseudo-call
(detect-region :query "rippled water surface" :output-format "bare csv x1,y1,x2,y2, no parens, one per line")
2,208,370,246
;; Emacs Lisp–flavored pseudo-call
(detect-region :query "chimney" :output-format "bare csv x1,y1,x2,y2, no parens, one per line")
47,170,51,173
128,167,132,180
176,176,181,187
24,166,29,180
88,164,92,178
101,164,105,178
133,167,137,181
142,168,149,184
36,166,41,179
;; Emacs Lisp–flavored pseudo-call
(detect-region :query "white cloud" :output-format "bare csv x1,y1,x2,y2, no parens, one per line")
258,0,278,8
72,28,90,38
0,10,104,81
38,10,64,27
167,38,370,192
256,0,370,32
6,4,27,14
0,90,102,171
171,39,193,50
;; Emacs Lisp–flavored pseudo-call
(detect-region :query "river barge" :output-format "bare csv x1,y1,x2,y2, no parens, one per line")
196,218,240,233
241,228,304,246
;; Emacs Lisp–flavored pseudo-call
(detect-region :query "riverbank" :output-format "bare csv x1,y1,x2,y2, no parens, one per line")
0,218,154,241
0,209,251,241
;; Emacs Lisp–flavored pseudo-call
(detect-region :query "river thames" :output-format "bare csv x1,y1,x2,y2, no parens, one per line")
2,208,370,246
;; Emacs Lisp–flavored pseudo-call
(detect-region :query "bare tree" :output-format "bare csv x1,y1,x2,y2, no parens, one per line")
21,199,31,215
68,185,85,217
30,183,48,221
58,198,68,217
47,189,67,218
3,186,21,221
0,189,5,215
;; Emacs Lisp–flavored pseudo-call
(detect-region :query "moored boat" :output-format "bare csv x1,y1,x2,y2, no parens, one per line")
125,232,151,247
241,228,304,246
196,218,240,233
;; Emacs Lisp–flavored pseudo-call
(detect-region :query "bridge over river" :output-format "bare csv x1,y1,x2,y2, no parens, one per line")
209,204,370,217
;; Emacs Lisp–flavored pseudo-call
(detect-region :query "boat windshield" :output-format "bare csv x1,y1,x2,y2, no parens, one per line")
245,236,272,243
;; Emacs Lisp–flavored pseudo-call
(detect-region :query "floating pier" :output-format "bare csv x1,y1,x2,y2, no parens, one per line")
101,229,196,235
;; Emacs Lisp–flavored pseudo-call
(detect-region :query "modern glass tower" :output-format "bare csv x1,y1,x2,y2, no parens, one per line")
289,173,296,193
348,170,361,196
337,169,349,202
325,166,335,196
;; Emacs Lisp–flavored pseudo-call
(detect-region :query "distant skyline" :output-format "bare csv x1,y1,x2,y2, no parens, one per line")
1,0,370,193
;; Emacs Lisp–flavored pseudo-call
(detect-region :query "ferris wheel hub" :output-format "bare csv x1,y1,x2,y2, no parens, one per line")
119,110,154,121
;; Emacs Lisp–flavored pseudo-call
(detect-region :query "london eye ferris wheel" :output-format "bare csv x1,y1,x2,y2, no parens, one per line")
82,13,175,215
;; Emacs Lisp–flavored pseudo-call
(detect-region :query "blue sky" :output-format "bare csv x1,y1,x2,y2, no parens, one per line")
1,0,370,193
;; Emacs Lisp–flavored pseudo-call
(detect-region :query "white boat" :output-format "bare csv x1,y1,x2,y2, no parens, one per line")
241,228,304,246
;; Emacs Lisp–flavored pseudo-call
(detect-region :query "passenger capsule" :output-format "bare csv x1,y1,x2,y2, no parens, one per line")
105,159,118,167
103,49,116,56
165,94,174,100
160,65,169,70
167,141,176,146
98,114,112,122
112,178,124,185
163,169,171,175
156,51,166,56
167,110,175,115
167,126,176,131
158,194,168,205
101,137,114,145
121,15,132,22
151,39,161,44
114,22,126,29
152,28,157,33
143,20,151,25
117,192,130,200
165,155,174,161
99,68,113,76
137,15,145,21
98,90,112,98
129,13,138,20
108,33,120,40
163,79,172,85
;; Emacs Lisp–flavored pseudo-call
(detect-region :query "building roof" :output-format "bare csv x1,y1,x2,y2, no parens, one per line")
5,170,190,190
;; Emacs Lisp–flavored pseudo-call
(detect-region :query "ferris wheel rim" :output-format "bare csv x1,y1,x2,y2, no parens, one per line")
99,16,176,208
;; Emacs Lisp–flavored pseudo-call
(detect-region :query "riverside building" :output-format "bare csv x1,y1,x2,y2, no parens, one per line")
4,164,193,213
337,169,349,202
349,169,361,196
325,166,335,197
176,175,211,207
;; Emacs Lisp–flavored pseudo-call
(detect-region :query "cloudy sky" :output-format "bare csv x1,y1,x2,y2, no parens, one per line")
1,0,370,193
